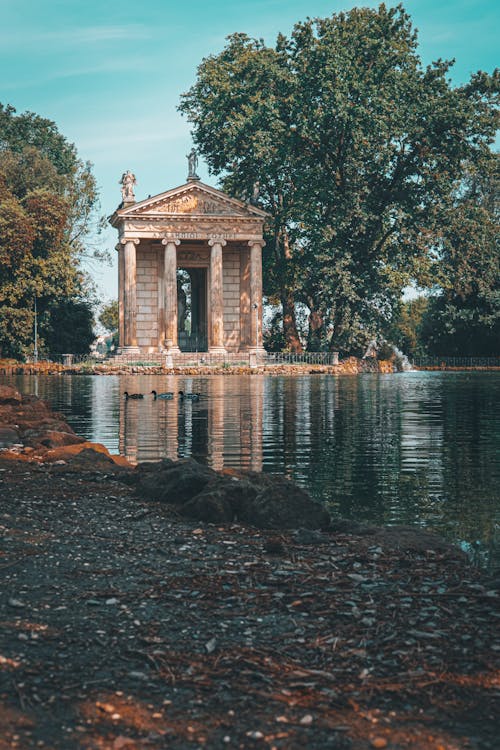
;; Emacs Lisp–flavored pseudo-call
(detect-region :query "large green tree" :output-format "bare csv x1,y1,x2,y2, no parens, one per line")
180,4,499,353
0,104,104,358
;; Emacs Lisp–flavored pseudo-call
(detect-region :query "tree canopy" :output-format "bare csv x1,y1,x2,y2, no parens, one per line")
0,104,104,358
180,4,499,354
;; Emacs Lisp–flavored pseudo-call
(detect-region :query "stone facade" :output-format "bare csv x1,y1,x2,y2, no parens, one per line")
109,179,267,355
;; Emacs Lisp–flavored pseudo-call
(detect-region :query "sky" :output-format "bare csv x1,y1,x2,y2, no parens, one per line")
1,0,498,301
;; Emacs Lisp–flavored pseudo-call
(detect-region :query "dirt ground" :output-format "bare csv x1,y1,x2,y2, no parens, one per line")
1,456,499,750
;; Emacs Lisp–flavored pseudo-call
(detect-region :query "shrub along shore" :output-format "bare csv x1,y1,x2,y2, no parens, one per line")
0,384,499,749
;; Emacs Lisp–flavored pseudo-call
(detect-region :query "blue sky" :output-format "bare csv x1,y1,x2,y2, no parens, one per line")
1,0,498,300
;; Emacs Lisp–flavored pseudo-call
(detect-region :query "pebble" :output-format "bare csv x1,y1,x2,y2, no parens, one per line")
8,598,25,608
299,714,313,726
371,738,388,748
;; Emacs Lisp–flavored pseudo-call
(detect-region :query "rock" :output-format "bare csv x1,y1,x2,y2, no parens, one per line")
182,489,234,522
0,426,21,448
263,538,286,555
134,458,217,504
292,528,325,545
235,473,330,530
39,430,86,449
180,470,331,530
0,385,22,404
8,598,25,608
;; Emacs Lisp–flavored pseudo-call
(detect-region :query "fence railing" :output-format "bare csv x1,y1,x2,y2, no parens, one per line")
28,350,341,368
411,356,500,368
263,352,340,366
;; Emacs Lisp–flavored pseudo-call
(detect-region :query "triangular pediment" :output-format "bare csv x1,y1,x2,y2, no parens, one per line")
115,181,267,220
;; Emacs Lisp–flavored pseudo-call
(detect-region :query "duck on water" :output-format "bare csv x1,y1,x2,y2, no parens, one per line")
151,390,174,400
178,390,202,402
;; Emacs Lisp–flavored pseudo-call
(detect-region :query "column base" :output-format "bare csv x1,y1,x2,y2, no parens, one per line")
165,345,181,354
208,346,227,356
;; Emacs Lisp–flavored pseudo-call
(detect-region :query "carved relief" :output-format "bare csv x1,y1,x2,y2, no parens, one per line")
135,189,246,216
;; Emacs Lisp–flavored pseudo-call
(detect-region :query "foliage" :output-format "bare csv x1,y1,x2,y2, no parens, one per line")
180,5,499,354
0,104,105,358
386,297,430,357
419,292,499,357
99,300,119,333
41,299,95,356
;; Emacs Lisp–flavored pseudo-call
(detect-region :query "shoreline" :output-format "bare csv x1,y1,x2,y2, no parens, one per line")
2,358,500,377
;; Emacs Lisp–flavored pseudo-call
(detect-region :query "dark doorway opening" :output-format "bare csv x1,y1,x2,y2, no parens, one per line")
177,268,207,351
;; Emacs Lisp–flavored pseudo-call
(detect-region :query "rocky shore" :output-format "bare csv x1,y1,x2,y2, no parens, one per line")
0,357,395,377
1,386,499,749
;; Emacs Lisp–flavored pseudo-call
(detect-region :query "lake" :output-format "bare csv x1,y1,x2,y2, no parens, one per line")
2,371,499,568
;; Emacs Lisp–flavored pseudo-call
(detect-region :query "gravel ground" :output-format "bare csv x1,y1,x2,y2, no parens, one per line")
1,457,499,750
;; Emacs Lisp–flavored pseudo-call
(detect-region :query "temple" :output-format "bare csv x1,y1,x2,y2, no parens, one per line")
109,165,267,355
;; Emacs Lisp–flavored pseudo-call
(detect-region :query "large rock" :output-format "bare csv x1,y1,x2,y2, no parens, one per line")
182,472,331,530
0,385,22,404
0,426,21,448
135,459,331,530
134,458,217,504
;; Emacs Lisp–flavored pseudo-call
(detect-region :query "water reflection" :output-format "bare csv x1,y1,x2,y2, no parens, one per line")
2,371,499,567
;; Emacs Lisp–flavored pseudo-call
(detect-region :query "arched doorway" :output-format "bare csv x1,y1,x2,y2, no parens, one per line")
177,268,207,352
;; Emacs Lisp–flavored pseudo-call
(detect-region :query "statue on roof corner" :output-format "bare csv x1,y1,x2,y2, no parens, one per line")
120,170,136,201
187,148,200,181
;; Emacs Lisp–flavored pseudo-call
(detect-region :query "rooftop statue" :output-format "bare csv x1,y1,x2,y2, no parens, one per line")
187,149,200,180
120,170,136,201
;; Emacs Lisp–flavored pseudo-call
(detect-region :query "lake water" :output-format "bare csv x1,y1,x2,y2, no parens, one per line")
3,371,499,568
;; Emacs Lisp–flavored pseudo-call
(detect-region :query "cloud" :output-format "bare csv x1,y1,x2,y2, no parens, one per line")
0,24,151,48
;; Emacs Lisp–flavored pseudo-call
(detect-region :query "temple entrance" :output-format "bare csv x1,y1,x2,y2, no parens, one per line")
177,268,208,352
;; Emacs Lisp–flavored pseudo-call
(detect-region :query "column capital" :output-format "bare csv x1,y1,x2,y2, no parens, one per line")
120,237,140,246
247,239,266,249
161,238,181,246
208,238,227,248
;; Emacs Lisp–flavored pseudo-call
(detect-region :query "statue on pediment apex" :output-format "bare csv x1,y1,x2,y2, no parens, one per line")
187,149,200,181
120,170,136,201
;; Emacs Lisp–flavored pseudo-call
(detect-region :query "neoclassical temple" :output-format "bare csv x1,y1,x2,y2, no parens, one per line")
109,162,267,355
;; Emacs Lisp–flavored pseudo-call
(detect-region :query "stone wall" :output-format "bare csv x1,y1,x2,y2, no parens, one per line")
223,245,242,352
136,245,159,351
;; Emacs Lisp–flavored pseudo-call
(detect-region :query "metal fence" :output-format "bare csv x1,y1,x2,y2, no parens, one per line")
264,352,340,366
411,356,500,368
36,350,340,368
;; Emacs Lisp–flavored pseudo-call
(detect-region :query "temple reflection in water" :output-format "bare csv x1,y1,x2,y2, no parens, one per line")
118,375,265,470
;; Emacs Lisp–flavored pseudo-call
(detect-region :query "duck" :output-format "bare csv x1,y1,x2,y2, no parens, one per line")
124,391,144,400
178,390,201,402
151,390,174,400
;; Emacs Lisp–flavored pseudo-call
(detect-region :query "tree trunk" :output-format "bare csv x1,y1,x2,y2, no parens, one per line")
307,308,324,351
277,225,302,353
282,289,302,353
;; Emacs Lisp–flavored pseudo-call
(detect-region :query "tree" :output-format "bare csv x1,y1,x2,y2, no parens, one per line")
179,5,499,353
42,298,95,356
0,104,104,358
180,33,304,350
386,296,429,357
99,300,119,333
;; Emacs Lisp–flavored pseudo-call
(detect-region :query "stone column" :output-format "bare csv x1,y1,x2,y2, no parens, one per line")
116,244,125,349
157,246,165,351
162,238,181,353
248,240,266,352
208,239,227,354
120,238,140,353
